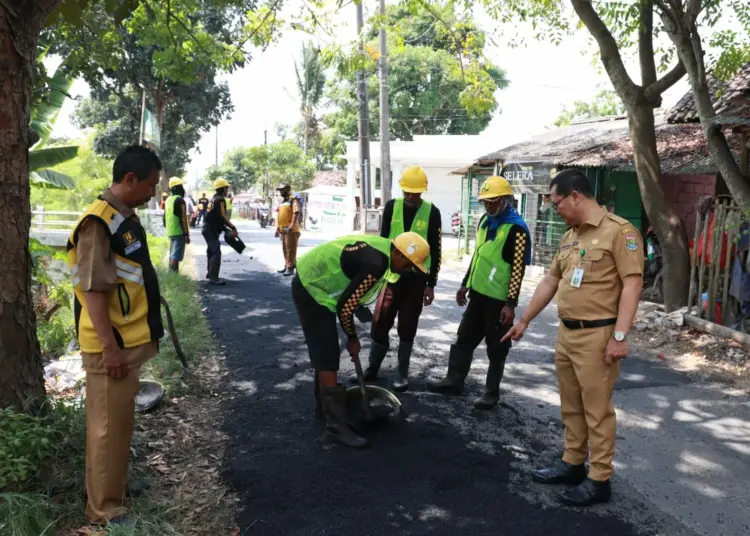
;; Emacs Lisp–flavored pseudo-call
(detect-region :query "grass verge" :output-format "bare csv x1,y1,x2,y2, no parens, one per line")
2,239,237,536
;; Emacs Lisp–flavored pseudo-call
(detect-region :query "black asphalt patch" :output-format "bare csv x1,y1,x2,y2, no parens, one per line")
195,246,661,536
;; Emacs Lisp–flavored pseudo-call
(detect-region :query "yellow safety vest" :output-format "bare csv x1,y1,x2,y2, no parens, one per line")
66,198,163,353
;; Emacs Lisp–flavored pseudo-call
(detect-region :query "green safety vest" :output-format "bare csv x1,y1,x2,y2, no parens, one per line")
297,235,393,312
467,217,513,301
165,195,184,237
388,198,432,272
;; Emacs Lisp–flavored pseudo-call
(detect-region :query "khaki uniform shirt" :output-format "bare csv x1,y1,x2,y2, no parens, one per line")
78,189,158,372
548,207,644,321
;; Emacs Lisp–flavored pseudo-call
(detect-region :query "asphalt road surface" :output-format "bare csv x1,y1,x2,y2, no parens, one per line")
190,221,731,536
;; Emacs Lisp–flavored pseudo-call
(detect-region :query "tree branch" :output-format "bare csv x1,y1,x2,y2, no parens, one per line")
416,0,465,80
639,0,657,87
570,0,639,101
644,60,686,100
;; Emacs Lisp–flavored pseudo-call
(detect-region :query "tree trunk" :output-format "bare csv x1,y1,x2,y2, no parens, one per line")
629,105,690,311
0,1,61,411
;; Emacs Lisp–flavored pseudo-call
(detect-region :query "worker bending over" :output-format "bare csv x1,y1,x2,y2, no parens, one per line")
428,176,531,410
202,178,237,285
362,165,442,392
163,177,190,273
292,232,430,448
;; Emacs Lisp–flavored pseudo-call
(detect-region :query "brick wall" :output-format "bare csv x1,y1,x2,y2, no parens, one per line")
661,174,717,237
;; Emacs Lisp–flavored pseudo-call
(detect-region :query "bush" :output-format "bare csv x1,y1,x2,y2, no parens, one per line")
0,409,57,489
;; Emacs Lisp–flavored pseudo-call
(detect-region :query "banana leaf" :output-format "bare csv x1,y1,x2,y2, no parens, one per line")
30,64,74,148
30,170,76,189
29,146,79,172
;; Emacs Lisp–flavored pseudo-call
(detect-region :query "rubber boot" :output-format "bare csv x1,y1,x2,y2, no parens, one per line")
320,385,368,448
427,344,473,394
474,339,509,409
392,340,413,392
283,266,295,277
362,341,389,382
208,257,225,285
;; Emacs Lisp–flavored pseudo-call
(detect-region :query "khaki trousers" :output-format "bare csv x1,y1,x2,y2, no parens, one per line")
555,324,620,481
282,231,300,268
83,342,156,523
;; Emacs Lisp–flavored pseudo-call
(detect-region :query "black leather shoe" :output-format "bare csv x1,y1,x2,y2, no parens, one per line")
559,478,611,506
277,267,287,273
531,460,587,485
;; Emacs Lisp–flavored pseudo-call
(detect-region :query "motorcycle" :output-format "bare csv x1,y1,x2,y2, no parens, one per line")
644,227,664,301
451,210,463,236
259,208,269,228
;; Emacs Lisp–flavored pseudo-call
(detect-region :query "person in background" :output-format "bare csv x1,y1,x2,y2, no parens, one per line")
66,145,163,526
503,168,644,507
275,183,301,276
292,232,430,447
163,177,190,273
202,178,237,285
159,191,168,210
428,176,530,410
185,193,196,227
360,165,442,392
196,191,209,226
226,191,234,220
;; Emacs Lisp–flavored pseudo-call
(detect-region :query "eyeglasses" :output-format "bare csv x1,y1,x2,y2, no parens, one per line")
551,194,570,212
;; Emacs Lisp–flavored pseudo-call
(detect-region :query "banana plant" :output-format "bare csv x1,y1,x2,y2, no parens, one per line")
29,57,79,190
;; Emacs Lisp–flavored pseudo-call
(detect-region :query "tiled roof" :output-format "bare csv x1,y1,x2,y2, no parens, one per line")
665,75,726,124
312,170,346,187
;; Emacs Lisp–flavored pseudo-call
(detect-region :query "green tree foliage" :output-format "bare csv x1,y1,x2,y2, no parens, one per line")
553,90,626,127
323,1,508,141
206,140,316,196
295,42,326,155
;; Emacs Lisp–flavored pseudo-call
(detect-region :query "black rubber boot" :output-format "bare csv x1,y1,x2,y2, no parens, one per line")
473,353,507,410
392,341,413,392
427,344,473,394
362,341,389,382
320,385,368,448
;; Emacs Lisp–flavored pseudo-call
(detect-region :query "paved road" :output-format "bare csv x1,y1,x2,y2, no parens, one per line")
190,221,748,536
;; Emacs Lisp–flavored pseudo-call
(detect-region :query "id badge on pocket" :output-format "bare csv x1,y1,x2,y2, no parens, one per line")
571,267,584,288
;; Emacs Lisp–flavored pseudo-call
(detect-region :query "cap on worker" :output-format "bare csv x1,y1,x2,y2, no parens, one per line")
168,177,183,189
399,165,428,193
478,176,513,200
213,177,230,190
276,183,291,192
161,192,168,198
392,231,430,273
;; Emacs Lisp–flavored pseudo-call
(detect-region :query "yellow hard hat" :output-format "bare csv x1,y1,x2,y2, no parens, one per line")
478,176,513,200
168,177,183,189
399,165,428,193
213,178,230,190
392,232,430,274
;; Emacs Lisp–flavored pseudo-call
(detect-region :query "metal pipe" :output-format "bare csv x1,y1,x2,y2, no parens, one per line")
696,204,711,318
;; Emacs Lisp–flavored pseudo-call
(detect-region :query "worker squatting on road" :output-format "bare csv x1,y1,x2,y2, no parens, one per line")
428,176,531,410
202,178,238,286
66,145,164,525
275,182,301,276
504,168,644,507
291,232,431,448
163,177,191,273
361,165,442,392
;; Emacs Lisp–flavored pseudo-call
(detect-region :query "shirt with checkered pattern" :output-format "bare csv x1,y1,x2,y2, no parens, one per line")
461,224,529,307
336,242,389,338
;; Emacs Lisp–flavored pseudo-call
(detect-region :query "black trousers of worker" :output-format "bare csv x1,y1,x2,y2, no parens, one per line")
371,277,425,346
202,228,222,278
291,275,341,372
454,291,512,380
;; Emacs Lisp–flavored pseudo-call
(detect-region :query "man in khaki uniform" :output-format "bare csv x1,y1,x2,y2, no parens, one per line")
504,168,643,507
67,145,163,525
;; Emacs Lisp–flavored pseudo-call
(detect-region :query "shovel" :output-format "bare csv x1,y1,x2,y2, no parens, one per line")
351,352,373,422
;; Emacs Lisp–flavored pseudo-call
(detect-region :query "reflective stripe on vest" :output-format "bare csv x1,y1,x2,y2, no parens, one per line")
66,198,163,353
467,219,513,301
165,195,184,237
296,235,392,312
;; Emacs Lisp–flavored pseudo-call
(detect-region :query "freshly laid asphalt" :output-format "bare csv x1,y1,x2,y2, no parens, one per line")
192,222,707,536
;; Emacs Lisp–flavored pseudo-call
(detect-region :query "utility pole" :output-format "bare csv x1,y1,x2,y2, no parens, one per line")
355,1,372,230
379,0,391,205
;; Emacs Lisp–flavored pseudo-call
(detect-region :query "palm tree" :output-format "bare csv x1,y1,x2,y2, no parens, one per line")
294,42,326,155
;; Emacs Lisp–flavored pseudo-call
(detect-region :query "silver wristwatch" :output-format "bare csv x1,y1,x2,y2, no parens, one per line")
613,331,627,342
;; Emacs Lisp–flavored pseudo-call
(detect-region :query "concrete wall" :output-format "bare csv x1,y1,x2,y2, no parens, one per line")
662,174,717,237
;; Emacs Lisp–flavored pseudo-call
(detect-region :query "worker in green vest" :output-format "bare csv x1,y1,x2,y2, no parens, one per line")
428,176,531,409
163,177,190,273
292,231,430,448
359,165,442,392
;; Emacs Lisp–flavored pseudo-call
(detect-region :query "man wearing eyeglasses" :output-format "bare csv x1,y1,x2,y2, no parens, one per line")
428,175,531,410
503,168,644,507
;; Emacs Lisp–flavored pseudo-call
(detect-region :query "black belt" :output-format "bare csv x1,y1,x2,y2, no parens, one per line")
560,318,617,330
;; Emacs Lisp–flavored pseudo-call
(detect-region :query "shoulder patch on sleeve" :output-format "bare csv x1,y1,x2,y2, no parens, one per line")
624,234,639,251
606,213,630,226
